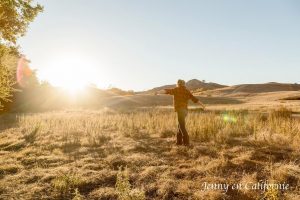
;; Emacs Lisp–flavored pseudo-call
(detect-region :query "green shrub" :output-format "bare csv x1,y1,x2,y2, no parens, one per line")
116,167,145,200
52,172,85,198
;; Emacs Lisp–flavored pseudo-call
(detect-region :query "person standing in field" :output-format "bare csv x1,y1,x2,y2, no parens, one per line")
164,79,205,146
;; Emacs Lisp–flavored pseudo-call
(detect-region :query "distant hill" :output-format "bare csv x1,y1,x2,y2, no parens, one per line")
205,82,300,96
145,79,227,93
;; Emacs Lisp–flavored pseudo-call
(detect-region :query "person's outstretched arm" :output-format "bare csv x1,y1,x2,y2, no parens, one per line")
155,88,175,95
164,88,175,95
197,101,206,109
189,91,205,109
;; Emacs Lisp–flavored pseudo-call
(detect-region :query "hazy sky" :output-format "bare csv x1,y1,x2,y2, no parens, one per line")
19,0,300,91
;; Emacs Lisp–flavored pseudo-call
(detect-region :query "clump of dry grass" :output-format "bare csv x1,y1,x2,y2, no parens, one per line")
270,163,300,189
87,132,111,147
61,132,82,153
88,187,117,199
269,106,293,119
159,129,174,138
0,164,20,177
23,125,40,144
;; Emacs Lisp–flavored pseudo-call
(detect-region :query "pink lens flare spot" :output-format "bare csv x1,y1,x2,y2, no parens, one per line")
17,57,32,87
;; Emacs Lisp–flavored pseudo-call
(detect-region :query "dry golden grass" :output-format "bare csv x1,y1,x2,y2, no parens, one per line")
0,107,300,199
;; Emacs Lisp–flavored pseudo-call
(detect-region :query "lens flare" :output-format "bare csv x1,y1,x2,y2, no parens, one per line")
17,57,32,87
222,114,237,123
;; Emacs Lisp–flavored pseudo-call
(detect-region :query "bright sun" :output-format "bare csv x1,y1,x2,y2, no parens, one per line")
42,54,98,93
58,65,88,93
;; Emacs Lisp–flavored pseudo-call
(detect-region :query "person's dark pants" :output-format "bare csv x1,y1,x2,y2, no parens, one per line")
176,108,189,146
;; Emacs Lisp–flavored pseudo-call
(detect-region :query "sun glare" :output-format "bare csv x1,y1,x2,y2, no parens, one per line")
63,81,86,95
42,54,98,93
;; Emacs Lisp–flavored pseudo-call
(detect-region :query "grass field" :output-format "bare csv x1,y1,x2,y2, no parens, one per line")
0,107,300,199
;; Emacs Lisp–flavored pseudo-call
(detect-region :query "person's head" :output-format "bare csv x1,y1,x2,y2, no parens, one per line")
177,79,186,87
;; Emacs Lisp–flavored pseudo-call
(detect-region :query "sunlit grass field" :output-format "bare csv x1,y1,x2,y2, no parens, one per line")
0,107,300,199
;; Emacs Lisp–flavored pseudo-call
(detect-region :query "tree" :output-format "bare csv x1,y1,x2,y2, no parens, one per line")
0,0,42,109
0,0,43,44
0,44,19,108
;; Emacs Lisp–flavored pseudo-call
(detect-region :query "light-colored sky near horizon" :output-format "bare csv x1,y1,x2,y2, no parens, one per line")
19,0,300,91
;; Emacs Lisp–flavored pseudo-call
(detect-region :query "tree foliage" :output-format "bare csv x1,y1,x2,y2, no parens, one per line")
0,0,43,44
0,0,42,109
0,44,19,107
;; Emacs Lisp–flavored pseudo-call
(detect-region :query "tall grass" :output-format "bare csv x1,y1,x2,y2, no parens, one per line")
16,108,300,146
1,107,299,199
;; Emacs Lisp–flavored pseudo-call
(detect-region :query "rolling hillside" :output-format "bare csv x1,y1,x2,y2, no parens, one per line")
202,82,300,96
145,79,227,94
